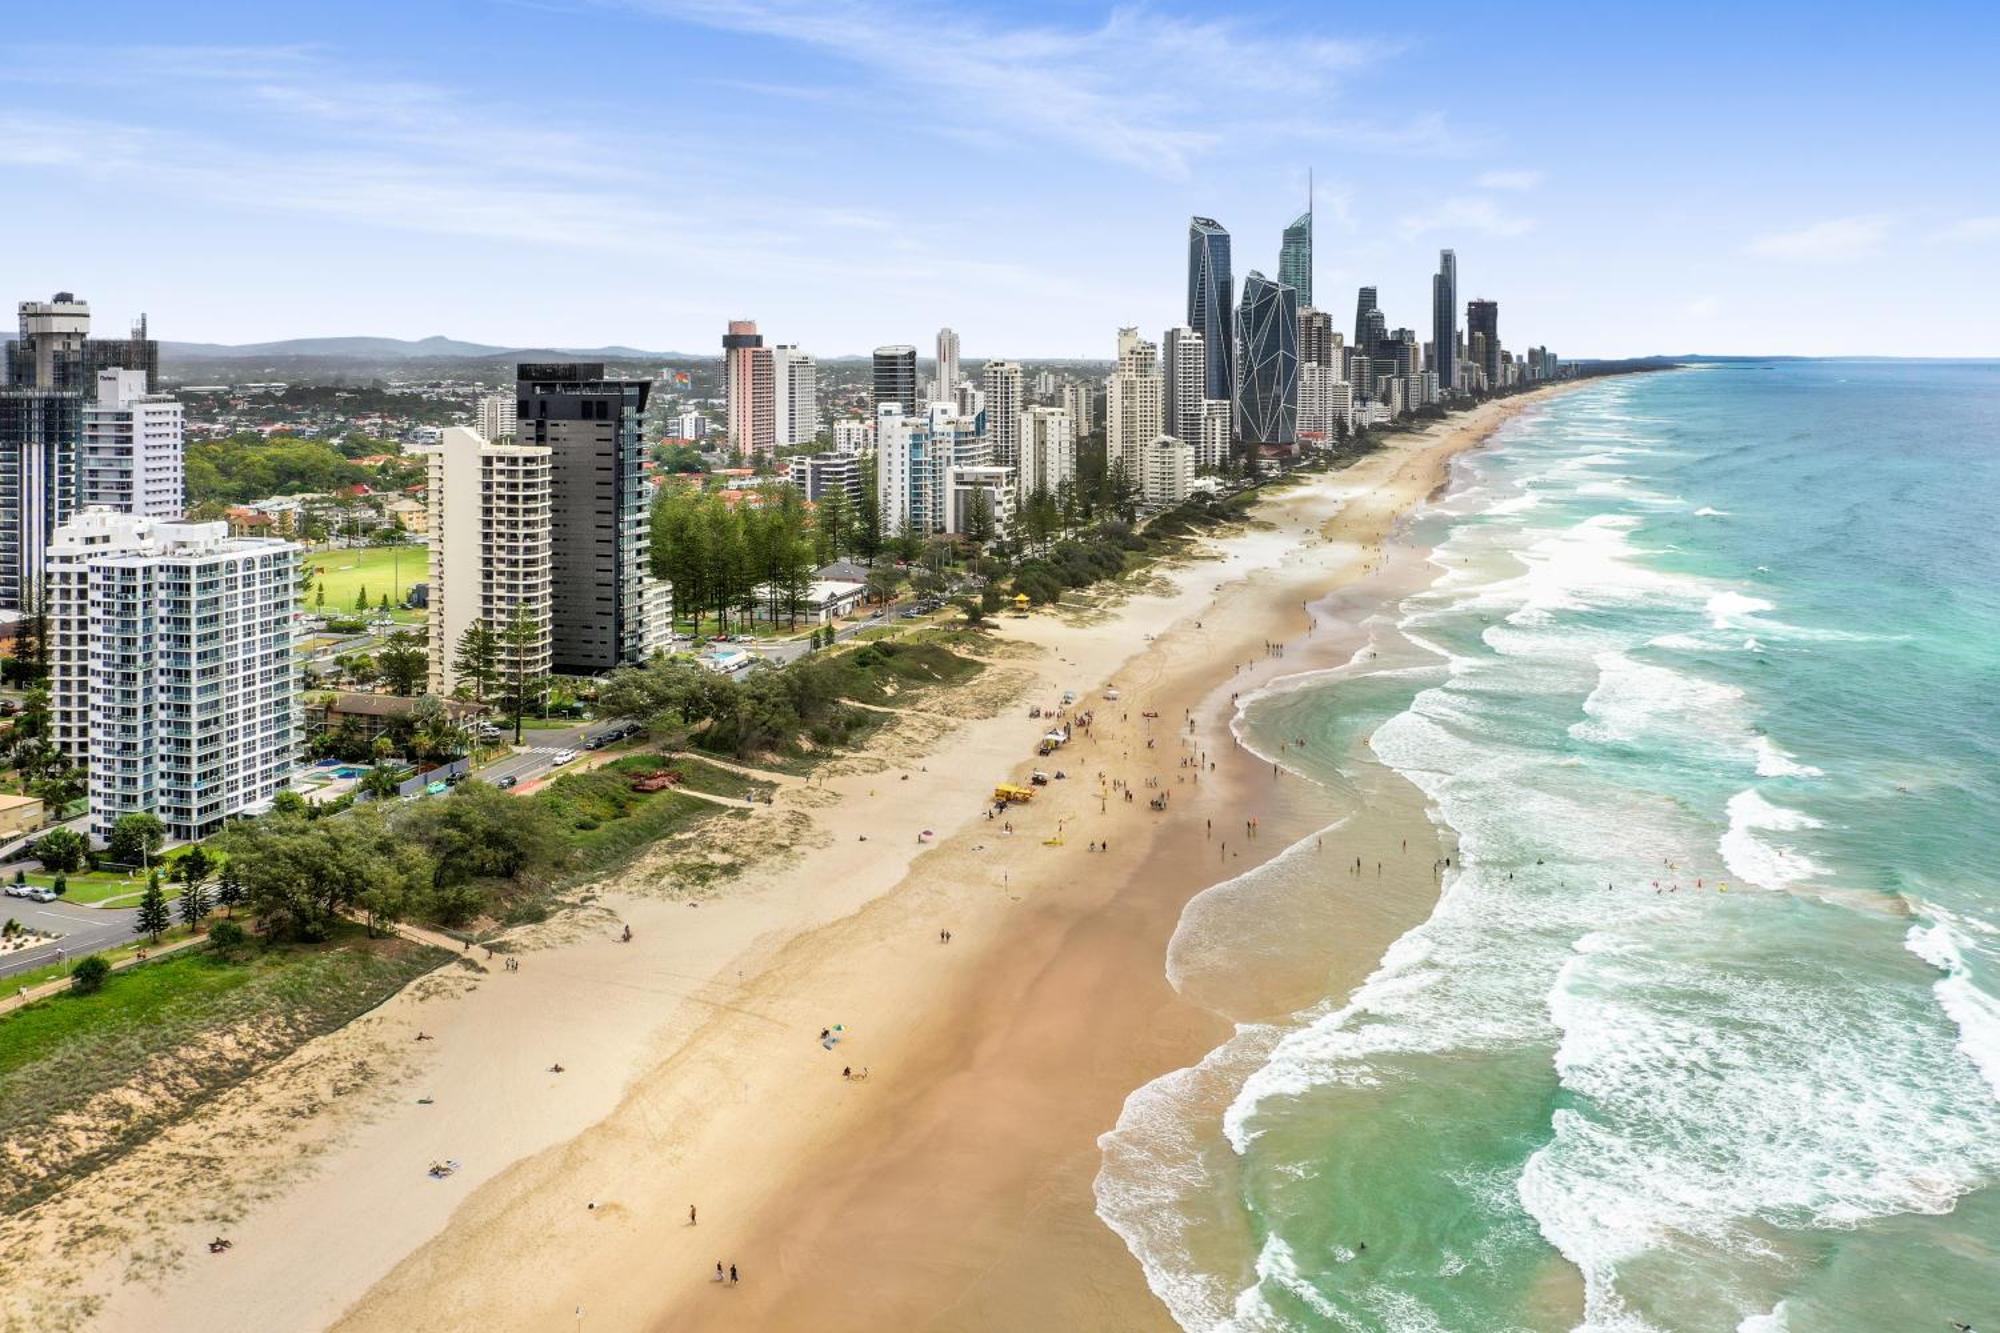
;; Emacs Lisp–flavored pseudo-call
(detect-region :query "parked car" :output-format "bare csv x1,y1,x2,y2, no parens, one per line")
3,882,28,898
22,887,55,903
551,750,577,766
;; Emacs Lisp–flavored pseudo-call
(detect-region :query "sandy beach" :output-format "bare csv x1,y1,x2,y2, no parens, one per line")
8,387,1581,1333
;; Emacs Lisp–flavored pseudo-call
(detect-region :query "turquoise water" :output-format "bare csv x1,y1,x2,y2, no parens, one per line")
1098,364,2000,1331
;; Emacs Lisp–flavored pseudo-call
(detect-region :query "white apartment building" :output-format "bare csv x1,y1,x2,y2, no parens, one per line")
48,509,297,842
475,391,518,442
640,575,676,658
831,417,873,454
1017,405,1075,499
771,345,819,448
935,328,960,406
875,405,937,538
81,369,183,519
1162,326,1207,449
666,409,709,441
788,452,864,505
422,426,553,696
1062,380,1096,439
1139,435,1195,508
1298,365,1354,440
1106,328,1162,481
1197,399,1233,471
944,465,1017,541
982,360,1024,468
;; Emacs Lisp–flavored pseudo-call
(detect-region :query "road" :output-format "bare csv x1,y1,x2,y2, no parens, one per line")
0,896,140,980
471,719,630,788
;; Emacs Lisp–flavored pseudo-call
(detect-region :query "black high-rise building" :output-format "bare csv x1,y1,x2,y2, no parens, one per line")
1188,217,1235,404
872,345,917,416
516,363,652,675
1466,299,1500,387
1353,286,1379,352
1432,251,1458,393
1235,272,1299,450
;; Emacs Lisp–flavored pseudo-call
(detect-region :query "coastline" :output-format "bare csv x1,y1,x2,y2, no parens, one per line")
26,385,1583,1333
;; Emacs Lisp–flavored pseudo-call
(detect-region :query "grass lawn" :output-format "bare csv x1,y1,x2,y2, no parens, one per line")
304,543,427,614
0,925,448,1211
17,868,169,907
601,753,776,802
534,768,720,880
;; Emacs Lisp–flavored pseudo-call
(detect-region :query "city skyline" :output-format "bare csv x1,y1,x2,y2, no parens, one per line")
2,2,1996,358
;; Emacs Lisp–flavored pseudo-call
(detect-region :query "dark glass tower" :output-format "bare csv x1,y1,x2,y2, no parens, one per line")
516,363,651,675
1353,286,1378,351
872,345,917,416
1467,299,1500,386
1234,271,1299,449
1432,250,1457,392
1279,210,1312,308
1187,218,1234,405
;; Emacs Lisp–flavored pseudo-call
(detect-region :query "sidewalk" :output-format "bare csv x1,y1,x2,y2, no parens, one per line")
0,930,208,1016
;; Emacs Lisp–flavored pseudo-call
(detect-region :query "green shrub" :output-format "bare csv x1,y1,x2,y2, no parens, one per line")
69,955,110,995
207,920,246,952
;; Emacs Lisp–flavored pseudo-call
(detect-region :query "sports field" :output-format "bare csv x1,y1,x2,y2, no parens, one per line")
305,544,426,612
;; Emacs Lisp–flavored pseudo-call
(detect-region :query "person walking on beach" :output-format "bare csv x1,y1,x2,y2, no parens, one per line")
714,1262,725,1283
689,1204,697,1226
730,1264,739,1285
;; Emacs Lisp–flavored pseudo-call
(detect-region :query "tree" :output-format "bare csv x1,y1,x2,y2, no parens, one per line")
178,845,214,899
135,872,171,943
854,472,884,561
865,561,901,607
316,584,326,609
216,861,245,917
32,763,86,818
964,488,996,548
179,874,210,929
499,607,544,744
271,789,309,817
452,620,500,705
816,485,852,562
51,870,67,896
377,630,427,696
107,812,166,867
355,585,368,611
33,826,86,874
217,806,425,942
70,954,110,995
960,596,985,627
359,763,408,801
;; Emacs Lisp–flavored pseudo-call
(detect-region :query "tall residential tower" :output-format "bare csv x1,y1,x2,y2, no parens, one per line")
1187,218,1235,409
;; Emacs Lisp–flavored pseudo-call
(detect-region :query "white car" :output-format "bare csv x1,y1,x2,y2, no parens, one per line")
550,749,577,766
22,886,54,903
2,882,27,898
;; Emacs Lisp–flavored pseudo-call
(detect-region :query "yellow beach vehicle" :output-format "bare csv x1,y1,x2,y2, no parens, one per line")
994,784,1036,805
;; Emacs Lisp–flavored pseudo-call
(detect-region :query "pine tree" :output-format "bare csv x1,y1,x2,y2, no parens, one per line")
216,862,245,917
135,872,172,943
179,877,210,930
452,620,500,705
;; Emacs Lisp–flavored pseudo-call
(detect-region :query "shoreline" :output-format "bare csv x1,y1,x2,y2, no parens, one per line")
24,385,1585,1333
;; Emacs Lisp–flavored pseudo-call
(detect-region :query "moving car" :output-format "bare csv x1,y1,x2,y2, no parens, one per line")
551,750,577,766
496,774,519,789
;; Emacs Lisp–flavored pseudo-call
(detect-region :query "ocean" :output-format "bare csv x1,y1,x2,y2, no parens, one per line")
1097,362,2000,1332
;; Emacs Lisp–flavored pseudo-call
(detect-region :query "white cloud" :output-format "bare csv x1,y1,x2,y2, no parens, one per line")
617,0,1395,176
1477,169,1543,191
1399,196,1535,238
1747,215,1890,262
1931,215,2000,243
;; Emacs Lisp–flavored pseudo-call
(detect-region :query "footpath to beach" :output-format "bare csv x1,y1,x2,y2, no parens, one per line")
18,386,1584,1333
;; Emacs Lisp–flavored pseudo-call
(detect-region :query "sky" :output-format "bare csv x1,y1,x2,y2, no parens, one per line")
3,0,1996,359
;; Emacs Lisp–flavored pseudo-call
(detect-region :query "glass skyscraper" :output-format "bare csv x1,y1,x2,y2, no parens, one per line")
1432,250,1458,393
1187,218,1234,407
1234,271,1299,449
1279,210,1312,308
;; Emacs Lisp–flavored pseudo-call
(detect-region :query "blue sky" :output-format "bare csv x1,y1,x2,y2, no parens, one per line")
4,1,1995,358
